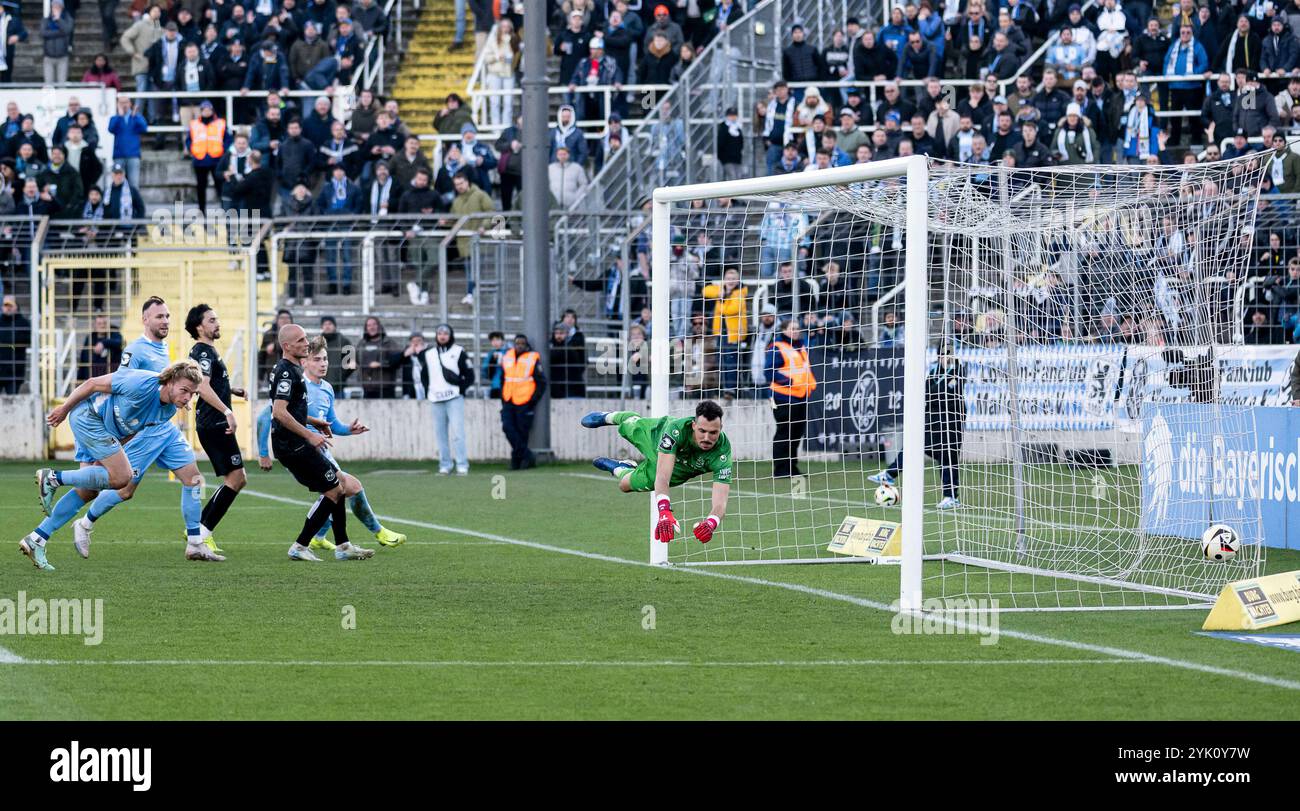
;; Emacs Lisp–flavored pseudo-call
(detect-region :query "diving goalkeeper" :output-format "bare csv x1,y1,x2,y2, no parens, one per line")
582,400,732,544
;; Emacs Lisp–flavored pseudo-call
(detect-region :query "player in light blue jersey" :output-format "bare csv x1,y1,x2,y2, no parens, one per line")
35,296,234,564
301,336,405,550
56,296,236,560
22,362,207,570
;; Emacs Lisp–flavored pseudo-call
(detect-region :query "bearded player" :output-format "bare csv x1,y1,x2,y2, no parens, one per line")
581,400,732,544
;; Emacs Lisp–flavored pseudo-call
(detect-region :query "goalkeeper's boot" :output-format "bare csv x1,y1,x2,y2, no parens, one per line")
309,536,336,554
73,516,93,559
581,411,611,429
288,542,323,562
185,540,226,562
868,470,895,486
936,496,961,510
36,468,59,517
19,533,55,571
593,457,636,476
374,526,406,547
334,542,375,561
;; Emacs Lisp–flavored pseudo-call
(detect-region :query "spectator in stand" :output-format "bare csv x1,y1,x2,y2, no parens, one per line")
1032,68,1071,138
0,293,29,393
303,51,356,94
350,88,381,139
782,24,824,99
702,267,748,398
0,3,28,85
355,316,400,399
1013,120,1055,167
223,149,274,218
928,95,961,148
1245,308,1283,344
42,1,73,85
83,53,122,90
64,126,102,194
548,103,587,165
1222,15,1261,75
444,169,495,306
389,134,430,190
176,42,216,134
77,313,123,380
772,141,802,174
1047,26,1088,82
548,145,588,209
361,110,404,176
281,184,319,305
144,21,185,138
317,163,362,295
639,30,677,96
1122,92,1160,163
1234,70,1280,137
711,107,743,181
555,9,590,84
122,5,163,94
455,123,494,193
434,92,474,137
644,4,683,52
1268,131,1300,192
302,95,338,150
1054,102,1099,163
243,40,292,100
1164,24,1208,147
900,31,940,81
853,29,896,84
757,81,796,174
290,21,331,84
104,162,144,219
648,99,684,182
1094,0,1128,79
548,317,586,399
482,19,520,128
319,315,356,390
983,30,1023,81
793,87,829,128
36,145,82,219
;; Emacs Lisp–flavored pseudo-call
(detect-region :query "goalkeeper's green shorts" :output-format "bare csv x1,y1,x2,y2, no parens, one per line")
617,416,659,493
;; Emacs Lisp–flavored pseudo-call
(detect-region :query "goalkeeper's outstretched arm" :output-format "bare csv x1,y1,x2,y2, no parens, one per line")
653,452,678,542
692,482,730,543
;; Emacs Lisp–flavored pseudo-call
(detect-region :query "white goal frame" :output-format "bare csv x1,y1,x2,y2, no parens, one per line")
650,157,930,610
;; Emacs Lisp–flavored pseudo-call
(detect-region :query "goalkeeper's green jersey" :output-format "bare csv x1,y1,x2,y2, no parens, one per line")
619,415,734,489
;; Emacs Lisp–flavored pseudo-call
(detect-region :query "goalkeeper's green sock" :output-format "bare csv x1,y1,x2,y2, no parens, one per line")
608,411,638,425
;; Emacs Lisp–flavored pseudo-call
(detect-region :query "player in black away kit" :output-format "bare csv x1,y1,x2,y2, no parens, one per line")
186,305,246,555
271,324,374,561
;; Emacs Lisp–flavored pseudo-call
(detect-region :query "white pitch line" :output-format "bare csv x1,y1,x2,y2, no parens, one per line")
72,487,1300,694
0,645,25,664
7,657,1139,668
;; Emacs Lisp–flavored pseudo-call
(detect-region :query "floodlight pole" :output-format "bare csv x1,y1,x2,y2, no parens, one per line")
523,0,551,457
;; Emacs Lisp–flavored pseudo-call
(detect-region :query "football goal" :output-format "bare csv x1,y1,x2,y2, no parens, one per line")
649,155,1269,611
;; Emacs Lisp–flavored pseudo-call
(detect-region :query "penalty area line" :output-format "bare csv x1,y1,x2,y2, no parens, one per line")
237,488,1300,693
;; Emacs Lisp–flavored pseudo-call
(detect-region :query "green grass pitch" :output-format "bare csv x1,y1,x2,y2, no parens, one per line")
1,460,1298,720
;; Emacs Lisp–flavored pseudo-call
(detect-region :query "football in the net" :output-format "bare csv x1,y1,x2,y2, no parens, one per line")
874,484,900,507
1201,524,1240,562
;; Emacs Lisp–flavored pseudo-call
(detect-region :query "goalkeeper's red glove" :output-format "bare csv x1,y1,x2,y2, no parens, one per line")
693,515,719,543
654,497,678,543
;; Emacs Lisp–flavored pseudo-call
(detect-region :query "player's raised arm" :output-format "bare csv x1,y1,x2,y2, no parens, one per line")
48,373,114,426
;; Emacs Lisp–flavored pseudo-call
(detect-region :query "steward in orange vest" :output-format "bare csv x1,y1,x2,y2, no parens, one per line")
765,320,817,478
500,334,547,470
186,102,232,213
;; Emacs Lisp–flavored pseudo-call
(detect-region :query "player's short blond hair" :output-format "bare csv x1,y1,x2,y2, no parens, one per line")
158,359,203,387
307,336,328,356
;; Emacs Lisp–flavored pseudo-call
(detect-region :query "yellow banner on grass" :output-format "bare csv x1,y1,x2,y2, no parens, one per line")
1202,571,1300,631
828,517,901,561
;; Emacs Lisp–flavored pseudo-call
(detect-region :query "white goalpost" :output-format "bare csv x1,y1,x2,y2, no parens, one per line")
648,155,1268,612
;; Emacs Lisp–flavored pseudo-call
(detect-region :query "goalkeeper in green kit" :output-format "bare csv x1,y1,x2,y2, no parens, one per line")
582,400,733,544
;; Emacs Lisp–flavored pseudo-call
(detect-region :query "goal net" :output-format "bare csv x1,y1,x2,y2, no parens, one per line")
649,156,1269,610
